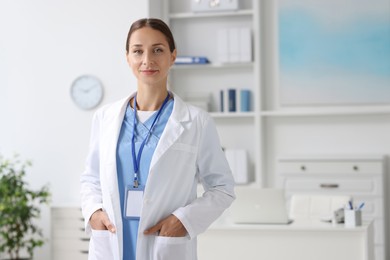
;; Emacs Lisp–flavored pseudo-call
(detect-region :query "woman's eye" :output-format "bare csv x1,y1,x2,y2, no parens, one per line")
154,48,163,53
133,50,143,55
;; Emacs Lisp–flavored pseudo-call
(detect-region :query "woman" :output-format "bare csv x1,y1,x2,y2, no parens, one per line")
80,18,235,260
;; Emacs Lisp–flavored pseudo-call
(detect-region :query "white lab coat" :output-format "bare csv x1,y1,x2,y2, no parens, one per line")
80,92,235,260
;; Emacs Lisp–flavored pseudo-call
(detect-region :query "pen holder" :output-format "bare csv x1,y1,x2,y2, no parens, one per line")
344,209,362,228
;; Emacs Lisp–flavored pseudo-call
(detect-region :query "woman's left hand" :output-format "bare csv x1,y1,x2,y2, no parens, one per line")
144,214,187,237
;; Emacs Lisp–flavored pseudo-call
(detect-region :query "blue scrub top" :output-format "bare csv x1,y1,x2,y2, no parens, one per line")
116,98,174,260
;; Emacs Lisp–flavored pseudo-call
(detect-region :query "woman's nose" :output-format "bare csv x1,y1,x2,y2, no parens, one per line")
142,52,154,65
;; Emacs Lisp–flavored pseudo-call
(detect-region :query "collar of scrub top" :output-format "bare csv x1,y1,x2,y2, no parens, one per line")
131,92,171,188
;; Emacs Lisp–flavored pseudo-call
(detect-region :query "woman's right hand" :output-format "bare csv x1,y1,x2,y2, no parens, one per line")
89,209,116,233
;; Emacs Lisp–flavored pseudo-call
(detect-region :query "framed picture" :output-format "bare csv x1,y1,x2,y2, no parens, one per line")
278,0,390,106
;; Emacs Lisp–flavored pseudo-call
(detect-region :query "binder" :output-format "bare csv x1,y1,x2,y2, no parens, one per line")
228,89,236,112
240,89,251,112
175,56,209,64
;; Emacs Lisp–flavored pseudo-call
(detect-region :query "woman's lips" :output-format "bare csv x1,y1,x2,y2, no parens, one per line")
140,69,158,75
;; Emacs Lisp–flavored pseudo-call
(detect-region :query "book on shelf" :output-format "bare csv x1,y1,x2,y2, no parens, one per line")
175,56,209,65
240,89,251,112
228,89,236,112
219,88,251,113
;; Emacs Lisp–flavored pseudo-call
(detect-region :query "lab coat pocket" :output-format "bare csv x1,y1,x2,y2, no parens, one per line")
88,229,115,260
153,236,192,260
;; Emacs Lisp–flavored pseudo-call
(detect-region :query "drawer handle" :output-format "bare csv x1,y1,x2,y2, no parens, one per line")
80,238,90,241
353,165,359,171
320,183,339,189
80,250,89,254
300,165,306,171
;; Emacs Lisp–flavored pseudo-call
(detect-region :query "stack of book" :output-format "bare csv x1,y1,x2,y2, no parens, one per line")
219,88,251,112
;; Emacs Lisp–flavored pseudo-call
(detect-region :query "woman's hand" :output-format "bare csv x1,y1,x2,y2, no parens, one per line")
89,209,116,233
144,214,187,237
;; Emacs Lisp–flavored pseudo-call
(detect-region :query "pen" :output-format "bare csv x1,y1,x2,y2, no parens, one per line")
357,202,365,211
348,200,354,210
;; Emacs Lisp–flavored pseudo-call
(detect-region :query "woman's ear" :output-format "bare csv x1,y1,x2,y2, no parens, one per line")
171,49,177,65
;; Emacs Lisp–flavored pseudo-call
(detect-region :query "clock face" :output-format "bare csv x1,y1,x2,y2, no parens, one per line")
70,75,103,110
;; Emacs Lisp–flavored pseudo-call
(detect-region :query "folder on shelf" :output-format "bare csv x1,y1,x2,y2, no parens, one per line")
175,56,209,65
240,89,251,112
228,89,236,112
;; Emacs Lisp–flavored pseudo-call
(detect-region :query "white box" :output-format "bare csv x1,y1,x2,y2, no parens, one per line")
239,27,252,62
217,29,229,63
228,28,240,63
191,0,239,13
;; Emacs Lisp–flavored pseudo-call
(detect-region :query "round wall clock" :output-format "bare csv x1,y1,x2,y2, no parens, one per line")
70,75,104,110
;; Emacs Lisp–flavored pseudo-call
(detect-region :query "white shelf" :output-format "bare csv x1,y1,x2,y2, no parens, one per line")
260,106,390,117
169,9,253,19
210,112,256,118
172,62,254,70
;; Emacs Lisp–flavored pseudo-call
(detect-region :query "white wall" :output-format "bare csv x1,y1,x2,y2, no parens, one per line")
0,1,148,258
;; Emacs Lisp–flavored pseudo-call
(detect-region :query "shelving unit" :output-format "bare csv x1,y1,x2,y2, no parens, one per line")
157,0,263,186
152,2,389,260
261,106,390,117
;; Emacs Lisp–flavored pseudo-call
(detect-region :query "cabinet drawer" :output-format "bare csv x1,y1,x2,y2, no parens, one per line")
54,218,84,229
52,207,83,219
278,161,382,175
52,228,88,239
53,250,88,260
52,238,89,251
284,177,382,195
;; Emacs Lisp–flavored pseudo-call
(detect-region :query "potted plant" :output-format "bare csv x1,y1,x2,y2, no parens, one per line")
0,154,50,260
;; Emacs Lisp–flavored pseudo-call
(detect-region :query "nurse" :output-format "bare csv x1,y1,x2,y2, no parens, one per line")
80,18,235,260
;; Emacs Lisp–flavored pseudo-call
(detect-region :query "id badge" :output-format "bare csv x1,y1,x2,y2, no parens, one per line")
124,185,144,219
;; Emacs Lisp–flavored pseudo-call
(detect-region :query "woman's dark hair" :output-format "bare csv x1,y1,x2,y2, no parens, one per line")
126,18,176,54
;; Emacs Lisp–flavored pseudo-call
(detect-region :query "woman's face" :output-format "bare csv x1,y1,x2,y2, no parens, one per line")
126,27,176,87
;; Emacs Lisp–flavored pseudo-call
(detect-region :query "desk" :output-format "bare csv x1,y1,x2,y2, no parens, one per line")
198,221,374,260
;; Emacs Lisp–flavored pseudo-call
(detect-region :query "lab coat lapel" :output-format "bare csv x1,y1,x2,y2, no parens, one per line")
99,95,132,260
101,95,132,196
149,94,190,170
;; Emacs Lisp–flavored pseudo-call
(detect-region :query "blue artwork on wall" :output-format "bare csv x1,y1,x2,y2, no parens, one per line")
278,0,390,106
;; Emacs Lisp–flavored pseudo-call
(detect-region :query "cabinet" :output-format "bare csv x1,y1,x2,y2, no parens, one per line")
276,155,387,260
198,222,374,260
156,0,263,185
51,207,89,260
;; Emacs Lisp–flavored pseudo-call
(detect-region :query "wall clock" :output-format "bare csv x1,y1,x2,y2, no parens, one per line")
70,75,104,110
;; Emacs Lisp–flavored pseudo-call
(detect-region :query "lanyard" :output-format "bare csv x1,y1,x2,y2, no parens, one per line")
131,93,170,188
